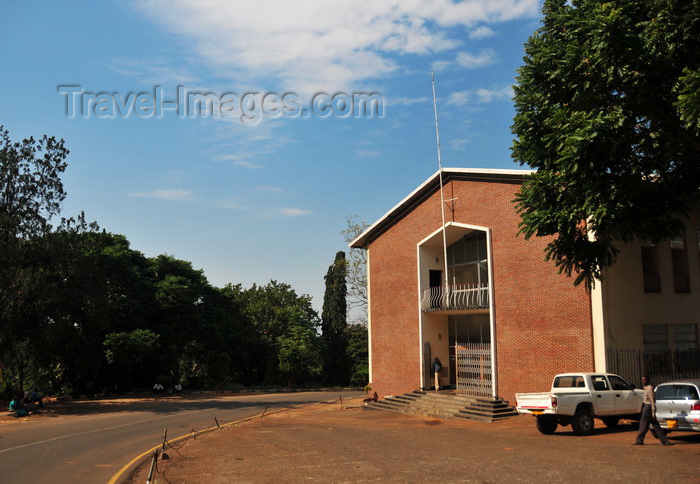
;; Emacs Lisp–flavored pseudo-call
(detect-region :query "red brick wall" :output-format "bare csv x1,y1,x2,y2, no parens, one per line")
367,177,593,403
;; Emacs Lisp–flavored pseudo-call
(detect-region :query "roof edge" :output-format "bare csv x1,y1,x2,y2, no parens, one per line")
349,167,534,248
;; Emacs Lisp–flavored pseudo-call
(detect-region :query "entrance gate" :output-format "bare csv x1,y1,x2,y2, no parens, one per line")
456,342,492,397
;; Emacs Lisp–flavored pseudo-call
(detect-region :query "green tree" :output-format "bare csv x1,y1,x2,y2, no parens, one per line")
214,283,263,385
346,323,368,386
278,308,322,388
0,126,68,244
0,126,69,392
511,0,700,287
39,229,157,394
321,251,349,385
241,281,319,385
148,254,217,387
204,352,232,389
104,329,160,388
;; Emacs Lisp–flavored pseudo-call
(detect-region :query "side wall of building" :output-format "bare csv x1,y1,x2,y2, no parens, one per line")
367,177,594,402
598,209,700,352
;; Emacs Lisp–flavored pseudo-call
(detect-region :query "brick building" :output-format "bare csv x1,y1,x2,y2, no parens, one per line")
350,168,700,403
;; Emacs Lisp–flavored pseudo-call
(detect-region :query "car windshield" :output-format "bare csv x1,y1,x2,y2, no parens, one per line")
656,384,700,400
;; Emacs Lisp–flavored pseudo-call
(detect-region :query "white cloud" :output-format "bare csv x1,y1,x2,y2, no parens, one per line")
106,58,196,85
456,49,497,69
136,0,539,93
278,208,311,216
129,189,195,201
469,26,496,39
430,59,454,72
447,85,513,106
474,85,514,102
451,138,471,149
214,154,243,161
447,91,472,106
235,161,264,169
216,198,248,210
357,149,381,158
388,96,430,106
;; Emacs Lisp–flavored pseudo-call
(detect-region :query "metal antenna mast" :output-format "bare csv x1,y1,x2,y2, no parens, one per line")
431,71,450,291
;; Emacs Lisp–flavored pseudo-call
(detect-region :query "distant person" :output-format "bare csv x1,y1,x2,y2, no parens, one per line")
634,375,671,445
9,394,29,417
431,357,442,391
174,383,182,395
29,389,43,407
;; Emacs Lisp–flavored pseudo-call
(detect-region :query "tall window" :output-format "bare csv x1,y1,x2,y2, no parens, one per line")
448,314,491,344
643,324,699,351
641,241,660,293
446,231,488,286
671,236,690,293
674,324,699,350
643,324,668,351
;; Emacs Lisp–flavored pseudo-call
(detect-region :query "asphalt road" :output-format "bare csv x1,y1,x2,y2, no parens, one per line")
0,390,363,483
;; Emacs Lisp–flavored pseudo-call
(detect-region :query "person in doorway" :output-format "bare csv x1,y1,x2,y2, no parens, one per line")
431,357,442,391
634,375,671,445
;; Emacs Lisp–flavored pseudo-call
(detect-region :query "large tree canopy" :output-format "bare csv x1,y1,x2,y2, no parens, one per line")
512,0,700,287
0,126,69,363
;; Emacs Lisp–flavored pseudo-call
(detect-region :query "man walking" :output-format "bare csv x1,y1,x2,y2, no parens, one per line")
634,375,671,445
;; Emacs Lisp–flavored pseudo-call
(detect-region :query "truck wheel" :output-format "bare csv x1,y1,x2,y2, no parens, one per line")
601,417,619,428
536,415,557,434
572,408,594,436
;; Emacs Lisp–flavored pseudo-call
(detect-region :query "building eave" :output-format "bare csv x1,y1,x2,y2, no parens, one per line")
349,167,534,248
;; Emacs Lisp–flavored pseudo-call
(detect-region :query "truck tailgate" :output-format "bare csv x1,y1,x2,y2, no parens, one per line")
516,393,554,414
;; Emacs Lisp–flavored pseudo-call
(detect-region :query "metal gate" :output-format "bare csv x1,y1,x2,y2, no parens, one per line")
456,342,492,397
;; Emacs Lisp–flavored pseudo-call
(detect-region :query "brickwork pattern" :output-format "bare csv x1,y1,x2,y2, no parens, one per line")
367,178,593,402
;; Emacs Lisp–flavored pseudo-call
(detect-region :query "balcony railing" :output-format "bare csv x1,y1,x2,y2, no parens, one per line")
421,283,489,311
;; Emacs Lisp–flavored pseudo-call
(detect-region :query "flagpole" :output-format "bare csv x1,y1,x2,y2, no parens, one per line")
431,71,450,293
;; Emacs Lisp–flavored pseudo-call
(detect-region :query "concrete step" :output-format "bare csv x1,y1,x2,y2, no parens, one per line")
365,391,518,423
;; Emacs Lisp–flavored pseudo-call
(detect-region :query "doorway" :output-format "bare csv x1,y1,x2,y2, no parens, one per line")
429,270,441,309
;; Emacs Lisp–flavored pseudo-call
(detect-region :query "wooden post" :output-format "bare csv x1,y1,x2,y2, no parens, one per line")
146,449,158,484
159,429,168,463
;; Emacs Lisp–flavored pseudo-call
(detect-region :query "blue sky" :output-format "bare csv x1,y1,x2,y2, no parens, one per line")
1,0,542,311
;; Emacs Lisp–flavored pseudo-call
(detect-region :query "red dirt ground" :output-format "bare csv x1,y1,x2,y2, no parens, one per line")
124,397,700,483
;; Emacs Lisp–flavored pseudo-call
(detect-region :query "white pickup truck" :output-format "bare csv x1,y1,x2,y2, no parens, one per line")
516,373,644,435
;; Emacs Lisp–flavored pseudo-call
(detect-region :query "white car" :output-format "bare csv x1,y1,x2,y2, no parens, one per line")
654,379,700,433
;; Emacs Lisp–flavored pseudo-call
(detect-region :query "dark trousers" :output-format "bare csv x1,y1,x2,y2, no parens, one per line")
635,403,669,444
